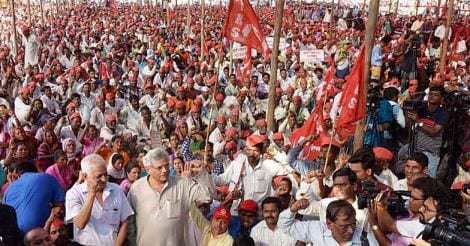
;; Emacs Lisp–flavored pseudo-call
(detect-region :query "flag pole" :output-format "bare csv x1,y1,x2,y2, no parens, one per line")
204,46,224,165
9,0,18,56
439,0,454,74
229,41,233,75
27,0,33,26
40,0,45,26
200,0,206,61
353,0,379,151
323,125,336,175
185,0,191,38
267,0,285,131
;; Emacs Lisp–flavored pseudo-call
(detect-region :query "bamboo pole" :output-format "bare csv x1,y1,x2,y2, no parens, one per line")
266,0,285,131
353,0,379,151
200,0,205,61
10,0,18,56
439,0,454,73
415,0,419,15
185,0,191,38
40,0,45,26
229,42,233,75
27,0,33,26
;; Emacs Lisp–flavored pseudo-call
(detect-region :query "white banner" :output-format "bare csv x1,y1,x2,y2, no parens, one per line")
299,49,325,66
232,43,257,60
266,37,287,51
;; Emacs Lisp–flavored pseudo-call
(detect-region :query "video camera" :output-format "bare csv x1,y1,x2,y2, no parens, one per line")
422,209,470,246
402,92,427,111
366,88,383,111
444,91,470,111
357,180,410,218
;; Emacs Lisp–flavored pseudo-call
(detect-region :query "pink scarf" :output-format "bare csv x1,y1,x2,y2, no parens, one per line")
45,164,73,191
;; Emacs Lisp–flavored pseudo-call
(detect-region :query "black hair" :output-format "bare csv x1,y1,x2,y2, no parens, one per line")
383,86,400,100
53,150,67,161
261,197,282,211
325,200,356,222
381,35,392,44
262,72,270,78
111,135,123,143
407,152,429,168
429,85,445,96
349,147,376,171
11,162,37,175
232,235,255,246
129,95,139,102
111,153,124,165
412,177,461,212
333,167,358,185
125,162,141,174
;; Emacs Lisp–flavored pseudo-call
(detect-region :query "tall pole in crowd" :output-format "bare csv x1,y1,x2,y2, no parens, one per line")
200,0,205,61
9,0,18,55
353,0,380,151
266,0,285,131
40,0,45,26
27,0,33,26
439,0,454,73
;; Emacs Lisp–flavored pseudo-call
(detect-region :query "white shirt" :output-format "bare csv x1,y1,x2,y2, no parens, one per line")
393,178,408,191
41,95,61,115
397,219,425,239
250,220,297,246
59,125,85,151
65,182,134,246
22,33,40,67
90,108,106,129
278,209,379,246
14,97,31,125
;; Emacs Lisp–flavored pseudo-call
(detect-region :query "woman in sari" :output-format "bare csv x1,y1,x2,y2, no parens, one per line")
36,130,62,172
45,150,73,191
62,138,82,181
82,125,105,156
9,127,38,158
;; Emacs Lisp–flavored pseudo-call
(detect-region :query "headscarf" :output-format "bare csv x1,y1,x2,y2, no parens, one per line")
107,152,125,179
62,138,80,162
174,120,187,141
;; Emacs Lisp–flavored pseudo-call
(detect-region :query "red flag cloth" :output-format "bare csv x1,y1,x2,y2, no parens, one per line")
235,47,253,86
109,0,116,12
334,46,366,139
290,106,327,161
222,0,269,53
316,64,336,103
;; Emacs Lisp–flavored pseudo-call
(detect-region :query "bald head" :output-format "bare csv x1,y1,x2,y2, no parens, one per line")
24,228,52,246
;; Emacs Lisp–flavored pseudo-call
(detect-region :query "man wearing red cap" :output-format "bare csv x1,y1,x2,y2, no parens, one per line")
14,87,32,125
373,147,398,187
253,119,273,139
189,204,233,245
89,95,106,129
21,26,40,68
228,199,259,239
213,134,288,209
209,115,228,161
139,82,161,114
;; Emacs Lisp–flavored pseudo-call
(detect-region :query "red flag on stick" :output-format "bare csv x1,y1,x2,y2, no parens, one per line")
334,46,367,139
222,0,269,53
109,0,116,12
290,106,327,161
316,64,336,103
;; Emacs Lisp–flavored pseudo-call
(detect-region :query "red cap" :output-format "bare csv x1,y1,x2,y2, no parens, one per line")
224,141,237,150
216,186,229,194
66,102,76,109
187,78,194,84
190,105,199,113
272,132,283,141
207,76,216,85
216,115,227,124
287,86,295,93
70,112,81,120
237,199,258,214
50,218,64,230
246,134,264,147
373,147,393,161
106,93,115,100
105,114,117,122
272,175,289,187
293,95,302,103
166,98,175,108
256,119,267,127
194,97,203,106
177,86,184,92
20,87,31,94
213,94,224,103
451,181,465,190
213,206,231,222
34,73,44,79
225,127,238,137
96,95,104,101
176,101,186,109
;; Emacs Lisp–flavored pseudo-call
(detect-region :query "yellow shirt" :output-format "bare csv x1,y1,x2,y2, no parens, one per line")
190,204,234,246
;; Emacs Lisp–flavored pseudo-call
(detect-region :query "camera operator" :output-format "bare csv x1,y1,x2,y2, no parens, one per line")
363,87,395,148
375,176,458,240
407,85,449,177
382,86,406,152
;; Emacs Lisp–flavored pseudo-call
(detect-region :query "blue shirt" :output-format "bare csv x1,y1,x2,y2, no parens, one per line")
371,45,384,66
3,173,64,234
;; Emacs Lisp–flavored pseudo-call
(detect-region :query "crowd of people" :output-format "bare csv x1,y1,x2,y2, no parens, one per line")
0,1,470,246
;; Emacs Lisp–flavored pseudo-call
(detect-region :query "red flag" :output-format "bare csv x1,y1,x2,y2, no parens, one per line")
316,64,336,103
222,0,269,53
334,46,366,139
109,0,116,12
290,106,327,161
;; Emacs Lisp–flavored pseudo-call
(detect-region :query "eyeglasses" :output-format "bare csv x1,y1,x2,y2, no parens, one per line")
334,221,357,230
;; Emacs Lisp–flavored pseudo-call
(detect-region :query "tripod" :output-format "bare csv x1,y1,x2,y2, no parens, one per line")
363,107,383,148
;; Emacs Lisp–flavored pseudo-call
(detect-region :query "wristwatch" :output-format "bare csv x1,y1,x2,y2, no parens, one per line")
372,225,379,231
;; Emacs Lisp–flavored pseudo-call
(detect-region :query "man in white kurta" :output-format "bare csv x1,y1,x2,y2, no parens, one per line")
21,27,40,68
